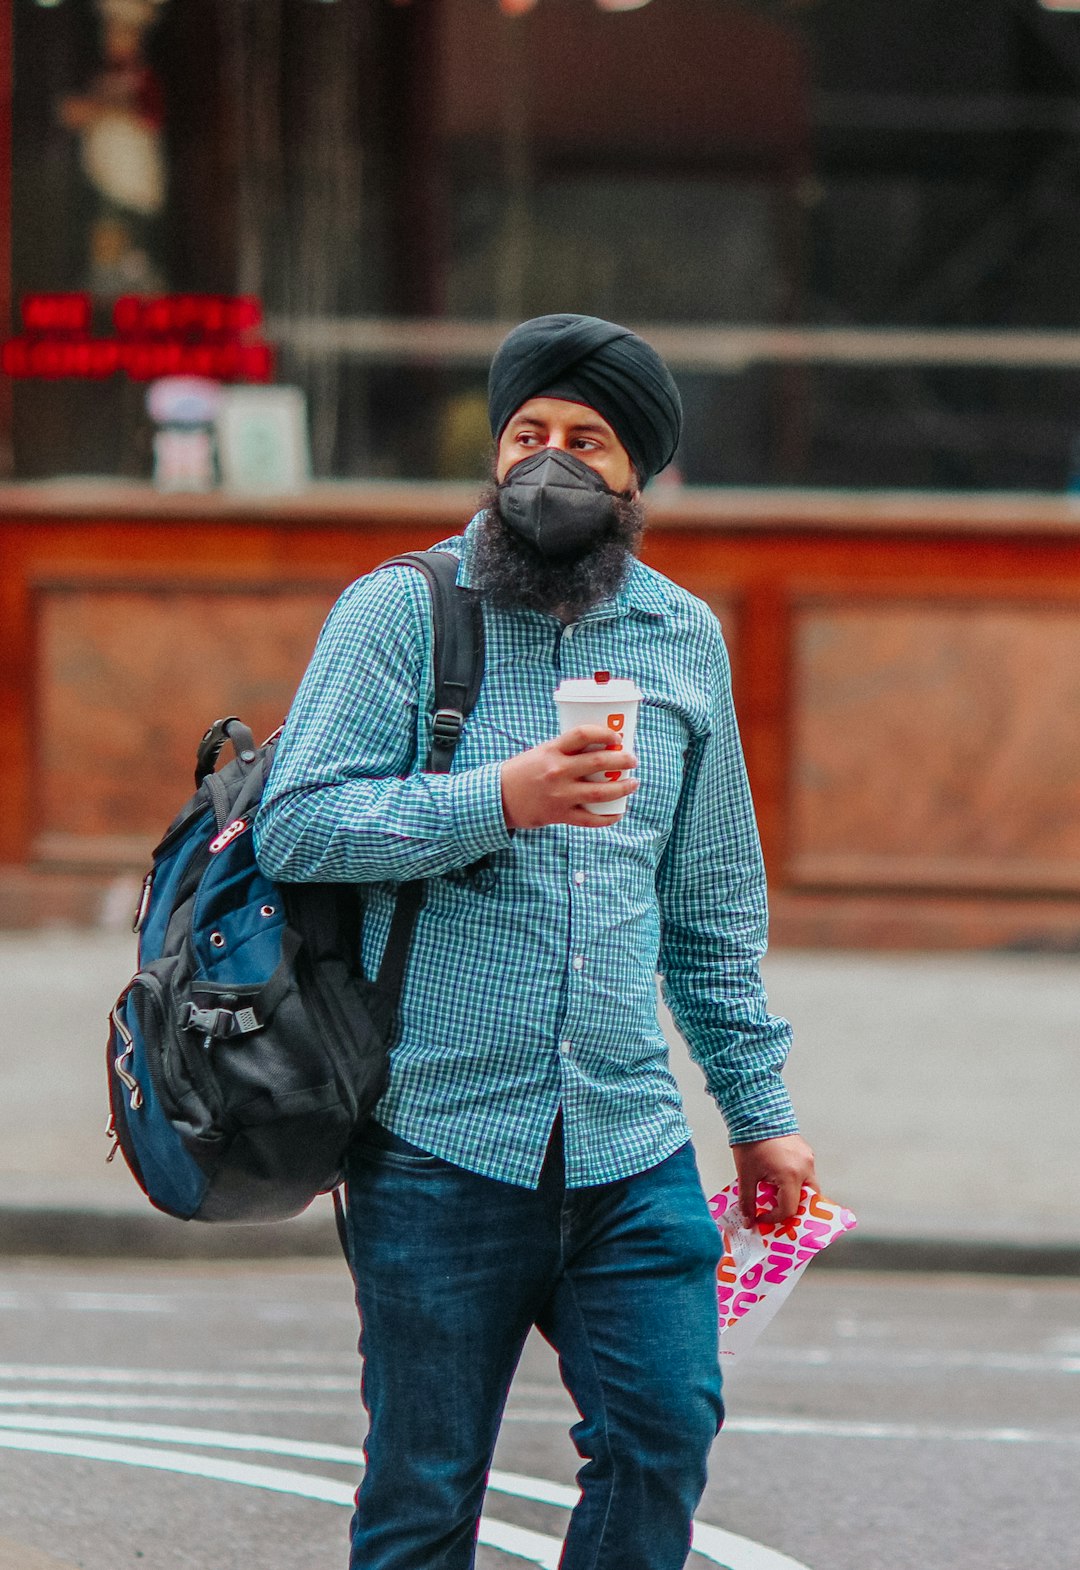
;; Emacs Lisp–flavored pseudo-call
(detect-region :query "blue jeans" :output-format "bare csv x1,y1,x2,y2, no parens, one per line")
344,1117,724,1570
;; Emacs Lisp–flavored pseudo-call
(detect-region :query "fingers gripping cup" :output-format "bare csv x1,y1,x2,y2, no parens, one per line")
554,671,643,817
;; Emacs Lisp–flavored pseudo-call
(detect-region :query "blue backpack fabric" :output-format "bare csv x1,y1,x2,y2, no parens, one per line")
105,551,483,1225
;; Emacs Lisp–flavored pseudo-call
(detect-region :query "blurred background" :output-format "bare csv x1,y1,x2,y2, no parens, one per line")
2,24,1080,1570
11,0,1080,488
2,0,1080,951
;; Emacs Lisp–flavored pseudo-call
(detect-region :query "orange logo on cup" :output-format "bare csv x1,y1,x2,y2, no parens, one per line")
604,712,626,779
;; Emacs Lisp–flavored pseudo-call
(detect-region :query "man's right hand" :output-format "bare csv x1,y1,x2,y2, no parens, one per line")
500,725,638,830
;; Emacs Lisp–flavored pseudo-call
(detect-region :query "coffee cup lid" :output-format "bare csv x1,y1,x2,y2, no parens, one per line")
554,675,642,703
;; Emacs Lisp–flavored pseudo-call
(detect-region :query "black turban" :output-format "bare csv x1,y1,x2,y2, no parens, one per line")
488,314,682,485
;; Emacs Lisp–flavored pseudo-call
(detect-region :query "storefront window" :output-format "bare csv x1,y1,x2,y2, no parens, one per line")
6,0,1080,490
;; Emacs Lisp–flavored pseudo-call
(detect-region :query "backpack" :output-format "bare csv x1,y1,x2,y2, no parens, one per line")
105,551,484,1225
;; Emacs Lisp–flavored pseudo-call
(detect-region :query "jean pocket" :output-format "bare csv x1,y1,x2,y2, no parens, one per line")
352,1121,446,1170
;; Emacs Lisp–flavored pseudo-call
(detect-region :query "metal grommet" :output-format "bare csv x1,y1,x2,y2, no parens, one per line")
260,905,275,918
209,932,226,949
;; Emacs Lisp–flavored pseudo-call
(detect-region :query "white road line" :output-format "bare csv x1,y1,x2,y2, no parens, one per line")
4,1405,1080,1452
689,1522,810,1570
2,1394,1080,1450
0,1387,569,1421
0,1293,350,1318
0,1391,355,1415
61,1293,174,1314
3,1388,1080,1449
745,1346,1080,1375
0,1417,814,1570
5,1342,1080,1383
0,1430,560,1567
729,1415,1080,1446
0,1428,355,1501
0,1413,361,1464
0,1364,355,1391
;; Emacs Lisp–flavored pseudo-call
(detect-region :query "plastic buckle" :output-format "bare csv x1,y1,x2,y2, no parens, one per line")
181,1003,209,1034
432,708,464,748
181,1002,228,1037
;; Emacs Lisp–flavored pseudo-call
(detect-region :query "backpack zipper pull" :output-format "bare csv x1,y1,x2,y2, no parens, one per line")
132,870,153,934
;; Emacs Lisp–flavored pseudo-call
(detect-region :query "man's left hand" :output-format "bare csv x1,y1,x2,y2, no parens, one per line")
731,1134,818,1227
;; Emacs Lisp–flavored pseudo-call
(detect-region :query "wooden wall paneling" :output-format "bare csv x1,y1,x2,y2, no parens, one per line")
731,579,792,883
644,535,791,879
6,513,449,885
715,585,793,895
34,580,344,867
0,0,11,475
0,530,33,861
5,492,1080,943
766,887,1080,952
788,593,1080,895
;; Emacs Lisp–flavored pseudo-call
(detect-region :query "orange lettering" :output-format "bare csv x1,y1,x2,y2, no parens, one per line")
716,1252,738,1285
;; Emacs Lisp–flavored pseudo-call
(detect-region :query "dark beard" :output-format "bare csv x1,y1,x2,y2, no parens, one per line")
471,478,646,621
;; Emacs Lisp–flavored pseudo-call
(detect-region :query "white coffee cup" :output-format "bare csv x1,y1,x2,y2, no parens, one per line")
554,671,643,817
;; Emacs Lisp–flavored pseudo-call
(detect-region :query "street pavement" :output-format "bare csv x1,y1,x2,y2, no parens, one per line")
1,929,1077,1269
2,1259,1078,1570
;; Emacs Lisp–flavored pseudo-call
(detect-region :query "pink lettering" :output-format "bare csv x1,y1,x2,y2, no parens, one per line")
764,1258,795,1285
731,1290,762,1317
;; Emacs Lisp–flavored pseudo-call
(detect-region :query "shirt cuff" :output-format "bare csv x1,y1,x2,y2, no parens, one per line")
713,1070,801,1145
444,760,514,861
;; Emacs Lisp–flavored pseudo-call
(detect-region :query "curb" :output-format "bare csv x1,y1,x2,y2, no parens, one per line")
0,1206,343,1262
816,1228,1080,1279
2,1206,1079,1276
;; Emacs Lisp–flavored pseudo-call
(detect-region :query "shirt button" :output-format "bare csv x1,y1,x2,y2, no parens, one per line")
574,871,586,886
572,955,585,971
560,1039,573,1054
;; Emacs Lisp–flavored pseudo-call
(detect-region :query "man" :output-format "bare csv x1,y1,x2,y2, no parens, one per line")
254,313,816,1570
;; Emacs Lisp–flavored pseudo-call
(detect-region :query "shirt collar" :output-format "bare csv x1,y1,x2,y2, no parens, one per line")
456,512,668,622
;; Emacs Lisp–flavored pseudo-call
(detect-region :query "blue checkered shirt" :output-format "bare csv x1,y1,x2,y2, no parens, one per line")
254,517,798,1188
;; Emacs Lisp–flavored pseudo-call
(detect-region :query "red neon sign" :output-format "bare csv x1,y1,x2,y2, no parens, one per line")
1,294,275,383
111,294,264,338
21,293,93,334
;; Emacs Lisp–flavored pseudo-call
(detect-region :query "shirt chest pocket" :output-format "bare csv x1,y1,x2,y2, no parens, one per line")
631,700,693,838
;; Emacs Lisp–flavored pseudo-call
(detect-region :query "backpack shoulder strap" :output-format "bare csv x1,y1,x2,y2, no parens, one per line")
366,549,487,1004
375,550,485,774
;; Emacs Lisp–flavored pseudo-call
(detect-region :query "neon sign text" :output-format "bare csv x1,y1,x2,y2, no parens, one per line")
1,294,274,382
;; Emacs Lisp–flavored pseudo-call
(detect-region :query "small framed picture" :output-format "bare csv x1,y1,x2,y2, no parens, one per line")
216,385,312,493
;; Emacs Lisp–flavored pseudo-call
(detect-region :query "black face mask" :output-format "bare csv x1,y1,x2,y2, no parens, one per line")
497,449,620,559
